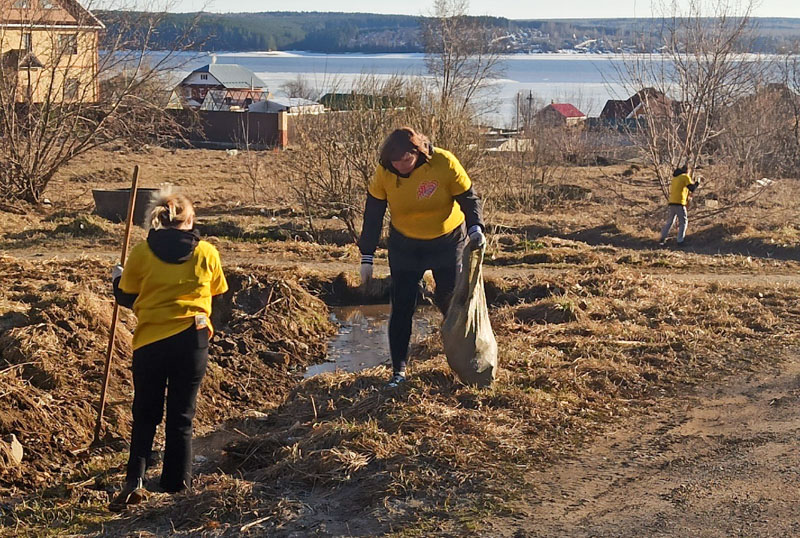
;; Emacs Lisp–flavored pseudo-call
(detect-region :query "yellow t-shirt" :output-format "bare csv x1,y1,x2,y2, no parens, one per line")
118,240,228,350
668,173,695,205
368,147,471,240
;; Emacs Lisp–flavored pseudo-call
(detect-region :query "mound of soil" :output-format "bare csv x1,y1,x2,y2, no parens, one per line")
0,256,334,490
513,298,583,324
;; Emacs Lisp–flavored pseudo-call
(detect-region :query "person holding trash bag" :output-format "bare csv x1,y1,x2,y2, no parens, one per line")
109,191,228,511
659,165,699,246
358,127,486,388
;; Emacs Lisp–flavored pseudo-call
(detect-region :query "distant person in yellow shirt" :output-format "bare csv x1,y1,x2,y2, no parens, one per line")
358,127,486,388
659,166,699,246
109,192,228,511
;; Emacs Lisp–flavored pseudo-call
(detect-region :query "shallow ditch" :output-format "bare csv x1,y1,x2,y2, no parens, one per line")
305,304,438,378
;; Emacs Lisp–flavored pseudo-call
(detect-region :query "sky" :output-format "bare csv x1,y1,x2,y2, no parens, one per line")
170,0,800,18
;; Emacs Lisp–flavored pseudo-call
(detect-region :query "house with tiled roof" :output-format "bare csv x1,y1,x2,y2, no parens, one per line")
176,58,268,109
0,0,104,103
535,102,587,127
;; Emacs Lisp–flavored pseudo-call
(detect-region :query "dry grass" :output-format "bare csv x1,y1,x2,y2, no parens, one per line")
130,262,800,535
3,146,800,535
0,257,335,499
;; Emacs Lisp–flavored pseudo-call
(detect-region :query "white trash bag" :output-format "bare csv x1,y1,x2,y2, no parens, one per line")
441,246,498,387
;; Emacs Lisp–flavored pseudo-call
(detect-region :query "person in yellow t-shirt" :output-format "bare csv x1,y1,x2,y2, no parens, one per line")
358,127,486,388
659,166,700,246
108,191,228,511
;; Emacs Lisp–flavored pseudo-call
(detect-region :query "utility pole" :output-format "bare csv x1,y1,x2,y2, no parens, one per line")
526,90,534,130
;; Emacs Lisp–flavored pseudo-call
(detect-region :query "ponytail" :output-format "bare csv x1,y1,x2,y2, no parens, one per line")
147,190,195,231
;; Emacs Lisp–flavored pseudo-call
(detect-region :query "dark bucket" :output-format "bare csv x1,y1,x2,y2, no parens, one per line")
92,188,160,227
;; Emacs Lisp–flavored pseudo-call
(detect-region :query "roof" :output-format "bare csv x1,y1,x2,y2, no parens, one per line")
0,0,104,29
600,88,672,120
268,97,320,108
546,103,586,118
2,49,44,69
192,64,266,89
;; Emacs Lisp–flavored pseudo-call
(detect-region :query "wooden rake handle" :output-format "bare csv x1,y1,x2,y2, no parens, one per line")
93,165,140,443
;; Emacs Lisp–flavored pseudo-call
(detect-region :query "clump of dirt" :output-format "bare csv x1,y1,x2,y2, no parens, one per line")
490,237,603,267
52,215,113,238
513,298,583,324
0,258,133,488
301,270,392,305
0,257,335,490
201,266,335,420
484,276,564,306
197,219,246,239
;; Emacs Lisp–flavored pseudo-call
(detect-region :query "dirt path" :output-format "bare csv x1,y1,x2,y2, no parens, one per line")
12,247,800,287
491,348,800,537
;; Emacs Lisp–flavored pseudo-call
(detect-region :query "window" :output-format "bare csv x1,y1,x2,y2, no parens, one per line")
63,78,79,101
41,0,56,8
22,33,32,51
58,33,78,55
13,0,29,8
200,74,208,80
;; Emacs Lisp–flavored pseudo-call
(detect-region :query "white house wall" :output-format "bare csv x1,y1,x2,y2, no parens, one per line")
181,72,222,86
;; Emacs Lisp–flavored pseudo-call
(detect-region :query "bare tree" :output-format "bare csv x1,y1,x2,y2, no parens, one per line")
618,0,765,197
715,82,799,184
281,74,318,101
0,1,199,203
283,75,412,241
421,0,504,124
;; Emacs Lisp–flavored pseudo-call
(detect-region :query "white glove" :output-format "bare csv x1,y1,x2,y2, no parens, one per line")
360,254,374,285
111,264,123,281
468,225,486,250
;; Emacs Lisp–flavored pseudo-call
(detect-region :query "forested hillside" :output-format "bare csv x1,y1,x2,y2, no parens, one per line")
96,11,800,53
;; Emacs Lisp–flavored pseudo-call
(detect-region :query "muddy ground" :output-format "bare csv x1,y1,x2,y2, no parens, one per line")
1,146,799,536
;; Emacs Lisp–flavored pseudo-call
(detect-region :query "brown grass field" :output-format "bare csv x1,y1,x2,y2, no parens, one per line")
1,146,799,536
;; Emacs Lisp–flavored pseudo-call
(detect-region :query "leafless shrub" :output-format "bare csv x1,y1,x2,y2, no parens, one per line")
0,1,200,203
283,76,411,241
618,0,766,198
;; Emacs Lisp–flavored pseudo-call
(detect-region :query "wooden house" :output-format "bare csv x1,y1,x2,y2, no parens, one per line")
0,0,103,103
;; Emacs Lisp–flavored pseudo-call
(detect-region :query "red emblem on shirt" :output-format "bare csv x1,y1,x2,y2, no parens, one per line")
417,181,438,199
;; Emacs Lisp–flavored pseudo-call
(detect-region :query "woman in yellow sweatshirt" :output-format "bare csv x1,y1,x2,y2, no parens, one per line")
109,191,228,510
358,127,486,387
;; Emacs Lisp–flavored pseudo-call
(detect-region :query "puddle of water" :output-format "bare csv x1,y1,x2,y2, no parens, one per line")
304,304,437,378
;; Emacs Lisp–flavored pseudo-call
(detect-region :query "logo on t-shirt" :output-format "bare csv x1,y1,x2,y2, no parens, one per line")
417,181,439,199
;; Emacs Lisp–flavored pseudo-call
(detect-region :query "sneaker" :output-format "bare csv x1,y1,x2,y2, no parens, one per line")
385,372,406,388
109,477,147,512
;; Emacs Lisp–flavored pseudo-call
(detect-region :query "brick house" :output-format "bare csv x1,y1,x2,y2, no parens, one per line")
535,102,587,127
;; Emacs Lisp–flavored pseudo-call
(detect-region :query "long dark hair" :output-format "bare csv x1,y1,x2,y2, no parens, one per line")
378,127,432,170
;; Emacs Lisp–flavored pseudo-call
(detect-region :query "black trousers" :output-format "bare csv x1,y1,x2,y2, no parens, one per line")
389,265,457,374
126,324,208,492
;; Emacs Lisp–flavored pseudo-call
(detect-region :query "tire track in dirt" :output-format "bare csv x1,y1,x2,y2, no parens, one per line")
491,347,800,537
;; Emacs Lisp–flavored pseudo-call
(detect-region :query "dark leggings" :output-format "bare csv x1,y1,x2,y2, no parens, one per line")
126,324,208,492
389,265,457,374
